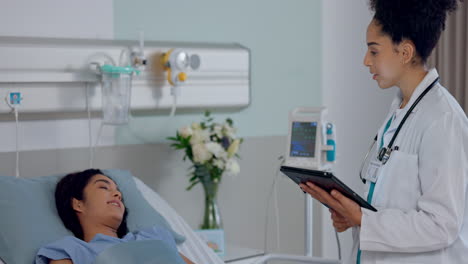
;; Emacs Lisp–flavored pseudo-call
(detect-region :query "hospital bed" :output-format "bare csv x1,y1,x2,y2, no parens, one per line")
0,175,224,264
130,178,340,264
134,178,341,264
0,175,340,264
133,177,225,264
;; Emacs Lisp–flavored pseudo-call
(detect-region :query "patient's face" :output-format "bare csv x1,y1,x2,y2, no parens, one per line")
73,174,125,227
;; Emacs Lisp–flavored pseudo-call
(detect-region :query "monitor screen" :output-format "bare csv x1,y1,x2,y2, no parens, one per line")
290,122,317,158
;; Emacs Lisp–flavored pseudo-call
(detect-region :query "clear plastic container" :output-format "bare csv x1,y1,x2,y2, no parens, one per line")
100,65,139,125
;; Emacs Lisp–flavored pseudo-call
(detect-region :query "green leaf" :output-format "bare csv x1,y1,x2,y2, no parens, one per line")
226,118,233,126
186,180,200,191
186,149,193,160
189,174,198,182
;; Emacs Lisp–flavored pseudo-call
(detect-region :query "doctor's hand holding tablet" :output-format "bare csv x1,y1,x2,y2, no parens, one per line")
280,166,375,232
299,182,362,231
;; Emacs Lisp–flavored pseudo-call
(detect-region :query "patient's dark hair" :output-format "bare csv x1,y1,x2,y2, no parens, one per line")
369,0,463,63
55,169,129,240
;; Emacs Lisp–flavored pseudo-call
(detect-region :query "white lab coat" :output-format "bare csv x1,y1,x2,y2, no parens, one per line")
348,69,468,264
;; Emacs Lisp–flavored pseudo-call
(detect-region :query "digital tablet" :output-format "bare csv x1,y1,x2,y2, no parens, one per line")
280,165,377,212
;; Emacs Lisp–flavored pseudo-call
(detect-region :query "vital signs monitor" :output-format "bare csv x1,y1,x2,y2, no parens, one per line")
284,107,335,170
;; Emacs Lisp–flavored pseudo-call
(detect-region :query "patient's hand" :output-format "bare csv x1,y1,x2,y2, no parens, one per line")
50,259,73,264
330,209,353,232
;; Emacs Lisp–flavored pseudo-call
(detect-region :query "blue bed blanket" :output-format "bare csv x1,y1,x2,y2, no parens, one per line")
94,240,186,264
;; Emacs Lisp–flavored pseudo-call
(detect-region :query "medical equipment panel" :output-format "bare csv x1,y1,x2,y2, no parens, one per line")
265,107,340,262
285,107,335,170
0,36,250,115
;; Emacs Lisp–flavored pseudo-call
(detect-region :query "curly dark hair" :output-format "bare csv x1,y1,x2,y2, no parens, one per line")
369,0,463,63
55,169,129,240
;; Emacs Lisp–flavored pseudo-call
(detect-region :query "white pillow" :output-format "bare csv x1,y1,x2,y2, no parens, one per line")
134,177,224,264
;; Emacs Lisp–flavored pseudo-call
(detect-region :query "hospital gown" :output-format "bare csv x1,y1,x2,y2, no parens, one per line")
35,226,177,264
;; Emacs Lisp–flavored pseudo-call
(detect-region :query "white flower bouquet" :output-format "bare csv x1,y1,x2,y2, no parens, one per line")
168,111,242,190
168,111,243,229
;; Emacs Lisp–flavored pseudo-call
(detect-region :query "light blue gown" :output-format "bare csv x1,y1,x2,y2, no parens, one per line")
35,226,177,264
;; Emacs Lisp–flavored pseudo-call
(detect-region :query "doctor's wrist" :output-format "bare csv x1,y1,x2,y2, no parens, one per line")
354,210,362,227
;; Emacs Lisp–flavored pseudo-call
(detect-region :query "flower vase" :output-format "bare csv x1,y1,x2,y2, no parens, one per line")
196,165,223,229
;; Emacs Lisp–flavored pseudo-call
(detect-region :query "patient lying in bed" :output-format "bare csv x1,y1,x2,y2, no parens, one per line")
35,169,195,264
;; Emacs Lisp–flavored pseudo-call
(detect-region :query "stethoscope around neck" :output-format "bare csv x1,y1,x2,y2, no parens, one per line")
359,77,440,184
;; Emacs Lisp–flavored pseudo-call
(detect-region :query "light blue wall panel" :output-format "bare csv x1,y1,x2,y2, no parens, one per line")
114,0,321,143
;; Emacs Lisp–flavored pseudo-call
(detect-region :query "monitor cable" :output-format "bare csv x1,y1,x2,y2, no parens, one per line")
262,155,342,261
5,91,21,178
263,155,285,254
335,228,342,260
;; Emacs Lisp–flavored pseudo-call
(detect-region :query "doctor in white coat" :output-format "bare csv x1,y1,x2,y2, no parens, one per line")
300,0,468,263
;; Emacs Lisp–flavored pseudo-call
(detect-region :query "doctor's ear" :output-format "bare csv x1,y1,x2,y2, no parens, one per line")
72,198,84,213
399,40,417,65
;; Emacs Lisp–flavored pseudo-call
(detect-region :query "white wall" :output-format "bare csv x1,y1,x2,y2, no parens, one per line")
0,0,113,39
321,0,395,260
0,0,115,152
